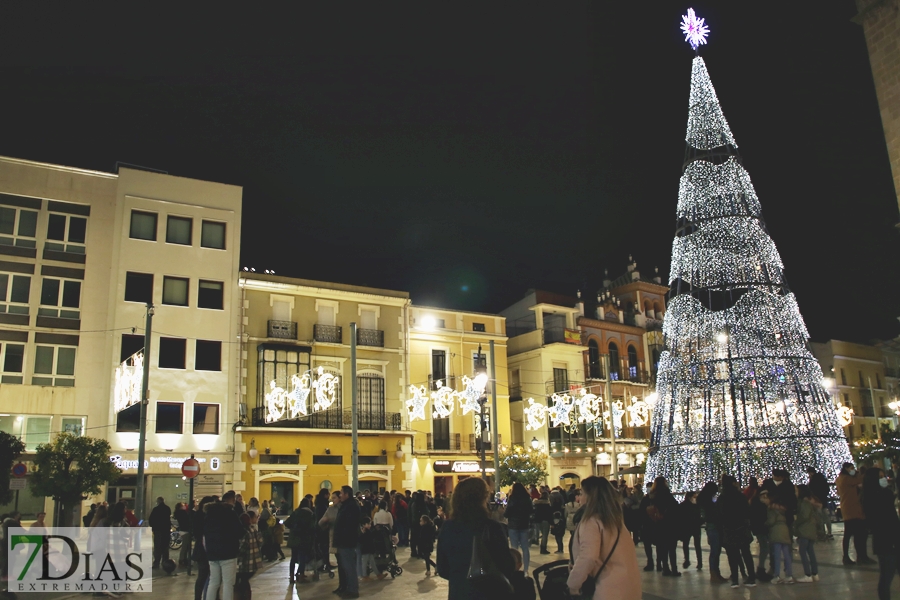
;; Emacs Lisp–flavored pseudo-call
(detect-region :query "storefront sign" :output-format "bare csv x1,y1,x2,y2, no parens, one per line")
110,454,220,471
433,460,495,474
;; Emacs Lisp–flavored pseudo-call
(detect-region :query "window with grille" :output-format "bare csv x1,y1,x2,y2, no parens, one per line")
257,345,311,412
357,373,385,429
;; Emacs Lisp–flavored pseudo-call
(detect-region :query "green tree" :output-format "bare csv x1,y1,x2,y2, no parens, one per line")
30,433,121,526
852,429,900,466
497,444,549,488
0,430,26,505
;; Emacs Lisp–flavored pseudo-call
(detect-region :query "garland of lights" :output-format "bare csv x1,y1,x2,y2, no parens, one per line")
405,374,488,422
265,367,338,424
645,17,852,493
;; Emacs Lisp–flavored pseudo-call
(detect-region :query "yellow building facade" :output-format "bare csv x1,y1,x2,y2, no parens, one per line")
233,275,413,507
407,305,510,495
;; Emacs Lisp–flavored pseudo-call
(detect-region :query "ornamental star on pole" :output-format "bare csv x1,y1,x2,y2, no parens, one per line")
680,8,709,51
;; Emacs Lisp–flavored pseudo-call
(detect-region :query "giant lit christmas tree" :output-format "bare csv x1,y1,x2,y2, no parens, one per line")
645,10,852,493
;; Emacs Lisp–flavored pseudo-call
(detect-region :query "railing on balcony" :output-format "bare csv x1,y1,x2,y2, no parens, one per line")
469,433,501,452
357,328,384,347
509,384,522,401
267,320,297,340
314,324,342,344
427,433,461,451
546,380,588,395
251,407,400,430
607,369,651,384
886,367,899,378
620,426,650,440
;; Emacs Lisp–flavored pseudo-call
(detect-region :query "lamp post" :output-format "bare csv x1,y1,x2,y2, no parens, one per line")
135,303,154,525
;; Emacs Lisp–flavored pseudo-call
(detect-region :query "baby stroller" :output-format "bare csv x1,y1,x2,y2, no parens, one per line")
372,524,402,578
533,559,570,600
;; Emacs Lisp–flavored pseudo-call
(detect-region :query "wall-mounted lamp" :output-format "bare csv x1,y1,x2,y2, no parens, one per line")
395,441,404,459
248,439,258,459
325,448,331,455
381,449,387,456
264,447,271,455
295,448,301,455
165,448,174,452
531,437,541,450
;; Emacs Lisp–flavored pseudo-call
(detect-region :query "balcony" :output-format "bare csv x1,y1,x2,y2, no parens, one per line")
357,328,384,347
267,320,297,340
469,433,501,452
251,407,401,430
314,324,342,344
427,433,461,451
620,426,650,440
886,367,899,378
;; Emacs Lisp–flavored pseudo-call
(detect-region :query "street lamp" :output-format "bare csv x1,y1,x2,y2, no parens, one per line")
531,437,541,450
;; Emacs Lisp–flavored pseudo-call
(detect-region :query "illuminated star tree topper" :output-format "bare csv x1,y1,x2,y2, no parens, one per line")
680,8,709,51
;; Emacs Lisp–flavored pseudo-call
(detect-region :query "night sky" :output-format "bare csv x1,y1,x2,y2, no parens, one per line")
0,2,897,343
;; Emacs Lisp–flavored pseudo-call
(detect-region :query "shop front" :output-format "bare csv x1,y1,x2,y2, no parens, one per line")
548,455,595,488
427,459,495,494
107,452,230,510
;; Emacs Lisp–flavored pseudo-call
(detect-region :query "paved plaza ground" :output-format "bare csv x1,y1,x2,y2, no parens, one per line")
6,522,885,600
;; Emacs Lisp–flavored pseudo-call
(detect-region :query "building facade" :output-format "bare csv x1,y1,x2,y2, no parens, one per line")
407,305,510,496
233,275,411,506
0,157,243,521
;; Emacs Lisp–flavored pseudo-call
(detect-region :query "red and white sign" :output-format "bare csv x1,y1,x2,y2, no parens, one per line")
181,458,201,479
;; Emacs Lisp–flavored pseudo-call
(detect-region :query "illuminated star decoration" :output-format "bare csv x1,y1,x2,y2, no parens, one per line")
431,383,457,419
627,398,650,427
313,367,339,411
287,372,311,419
459,374,487,415
265,380,288,423
680,8,709,51
548,393,574,428
523,398,548,430
406,384,429,421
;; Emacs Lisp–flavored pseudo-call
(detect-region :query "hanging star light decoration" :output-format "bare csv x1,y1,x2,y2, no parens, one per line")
265,380,289,423
548,393,574,428
524,398,548,431
575,390,602,424
430,382,457,419
835,403,854,428
312,367,339,411
406,384,429,421
680,8,709,51
287,372,312,419
459,374,487,415
627,397,651,427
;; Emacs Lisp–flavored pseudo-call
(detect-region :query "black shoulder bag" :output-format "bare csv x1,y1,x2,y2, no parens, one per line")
467,521,514,596
568,522,621,600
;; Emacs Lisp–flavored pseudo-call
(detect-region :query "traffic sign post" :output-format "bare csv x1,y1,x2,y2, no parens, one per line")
181,455,200,576
12,463,26,477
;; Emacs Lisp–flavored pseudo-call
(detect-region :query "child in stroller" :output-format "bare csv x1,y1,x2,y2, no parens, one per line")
366,522,402,579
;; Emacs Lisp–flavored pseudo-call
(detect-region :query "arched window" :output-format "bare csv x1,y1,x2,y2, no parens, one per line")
627,345,639,380
608,342,620,381
588,340,601,379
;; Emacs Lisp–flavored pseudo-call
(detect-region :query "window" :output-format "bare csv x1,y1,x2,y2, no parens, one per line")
431,349,446,389
32,345,76,386
359,307,377,330
312,455,343,465
158,337,186,369
0,206,38,248
877,374,882,389
588,340,601,379
609,342,620,380
860,371,865,387
166,216,193,245
193,404,219,435
553,367,569,393
116,403,140,432
357,373,385,428
39,278,81,319
0,274,31,314
843,393,850,406
317,302,336,326
155,402,183,434
130,211,157,240
0,415,50,451
840,368,847,386
120,334,144,362
124,272,153,304
46,214,87,254
0,343,24,383
162,276,189,306
62,417,84,436
195,340,221,371
201,220,226,249
627,345,639,379
257,345,311,415
472,322,486,332
197,280,223,310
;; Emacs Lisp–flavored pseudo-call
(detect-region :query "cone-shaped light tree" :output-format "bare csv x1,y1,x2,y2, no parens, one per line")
645,10,852,493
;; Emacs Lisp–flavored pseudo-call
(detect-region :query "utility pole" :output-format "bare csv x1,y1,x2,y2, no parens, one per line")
604,354,618,479
350,322,359,492
135,303,154,524
490,340,500,496
869,376,883,443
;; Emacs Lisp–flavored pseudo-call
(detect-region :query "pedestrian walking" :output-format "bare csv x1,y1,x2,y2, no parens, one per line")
718,475,756,588
648,477,680,576
862,466,900,600
505,482,534,573
235,511,263,600
204,491,245,600
749,488,772,582
534,490,553,555
148,497,172,569
192,496,216,600
766,491,794,584
698,482,727,583
678,492,702,570
285,498,316,584
794,485,823,583
333,485,361,599
418,515,437,576
837,462,874,565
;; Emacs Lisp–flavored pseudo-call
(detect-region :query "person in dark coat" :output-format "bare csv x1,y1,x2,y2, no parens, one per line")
806,466,833,539
314,488,335,569
638,481,657,571
533,491,554,555
698,482,726,584
204,492,245,600
437,477,515,600
191,496,216,600
148,497,172,568
333,486,361,598
418,515,438,576
749,488,772,582
505,482,534,573
648,477,680,576
679,491,703,570
863,466,900,600
718,475,756,588
285,497,316,584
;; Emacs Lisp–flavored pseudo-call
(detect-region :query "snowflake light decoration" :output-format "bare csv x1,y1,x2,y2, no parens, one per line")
680,8,709,51
406,384,429,421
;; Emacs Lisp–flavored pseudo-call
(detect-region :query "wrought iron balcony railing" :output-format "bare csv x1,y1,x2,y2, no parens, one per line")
314,324,342,344
427,433,461,451
267,320,297,339
469,433,501,452
251,407,400,430
357,328,384,347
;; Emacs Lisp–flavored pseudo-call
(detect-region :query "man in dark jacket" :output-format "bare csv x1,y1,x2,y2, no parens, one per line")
806,466,833,540
148,497,172,568
333,486,361,599
204,491,245,600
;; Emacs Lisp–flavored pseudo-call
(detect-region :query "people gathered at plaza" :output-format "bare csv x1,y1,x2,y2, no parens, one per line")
19,457,895,600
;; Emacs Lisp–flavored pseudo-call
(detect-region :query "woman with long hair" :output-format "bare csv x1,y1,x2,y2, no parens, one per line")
567,477,641,600
437,477,515,600
505,482,534,573
285,497,316,584
717,474,756,588
649,476,680,576
192,496,217,600
862,466,900,600
697,481,726,583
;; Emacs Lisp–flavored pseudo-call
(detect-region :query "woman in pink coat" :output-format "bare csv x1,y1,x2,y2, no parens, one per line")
567,476,642,600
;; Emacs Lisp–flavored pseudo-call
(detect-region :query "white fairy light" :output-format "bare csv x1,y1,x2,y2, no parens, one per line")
548,393,574,428
265,380,289,423
114,351,143,414
835,403,854,428
406,384,429,421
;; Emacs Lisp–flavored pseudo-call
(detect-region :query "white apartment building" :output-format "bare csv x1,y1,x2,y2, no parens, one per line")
0,157,242,522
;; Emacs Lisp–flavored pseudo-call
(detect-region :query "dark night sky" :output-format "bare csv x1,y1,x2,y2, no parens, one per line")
0,2,897,343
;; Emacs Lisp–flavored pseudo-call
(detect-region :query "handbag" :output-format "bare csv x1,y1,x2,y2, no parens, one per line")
568,522,621,600
467,521,514,596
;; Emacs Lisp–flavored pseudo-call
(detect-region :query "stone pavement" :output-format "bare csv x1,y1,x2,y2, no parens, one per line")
6,522,888,599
